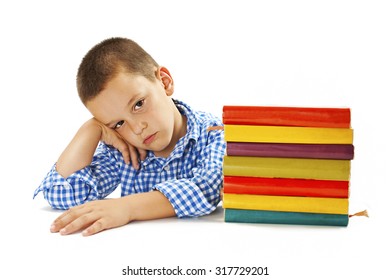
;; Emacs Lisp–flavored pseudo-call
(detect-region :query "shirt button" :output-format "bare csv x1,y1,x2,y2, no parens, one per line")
164,166,170,171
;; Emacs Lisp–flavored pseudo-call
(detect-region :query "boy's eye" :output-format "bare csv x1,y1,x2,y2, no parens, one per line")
114,120,124,129
134,99,144,110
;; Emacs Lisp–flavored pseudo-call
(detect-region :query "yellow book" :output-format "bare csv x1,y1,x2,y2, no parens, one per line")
223,193,349,214
224,125,353,144
223,156,351,181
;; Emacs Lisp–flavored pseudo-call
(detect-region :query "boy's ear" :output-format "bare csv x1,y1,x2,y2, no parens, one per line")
157,67,174,96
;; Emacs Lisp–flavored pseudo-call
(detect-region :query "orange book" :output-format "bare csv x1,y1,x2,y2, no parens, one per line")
223,106,351,128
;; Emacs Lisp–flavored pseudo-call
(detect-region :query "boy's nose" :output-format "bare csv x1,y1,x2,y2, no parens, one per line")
130,120,147,135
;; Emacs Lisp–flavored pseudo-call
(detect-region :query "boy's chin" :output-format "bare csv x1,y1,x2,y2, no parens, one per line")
152,145,174,157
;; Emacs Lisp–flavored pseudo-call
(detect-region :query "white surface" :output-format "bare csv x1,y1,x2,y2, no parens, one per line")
1,1,389,279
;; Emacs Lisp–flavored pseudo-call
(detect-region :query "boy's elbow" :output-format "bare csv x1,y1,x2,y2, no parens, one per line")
46,195,75,210
44,187,79,210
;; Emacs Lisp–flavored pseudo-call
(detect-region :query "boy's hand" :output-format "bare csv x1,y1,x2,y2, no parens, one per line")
50,197,132,236
50,192,175,236
56,118,146,178
94,119,147,169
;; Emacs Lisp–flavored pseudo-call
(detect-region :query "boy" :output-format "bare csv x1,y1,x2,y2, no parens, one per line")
34,37,226,236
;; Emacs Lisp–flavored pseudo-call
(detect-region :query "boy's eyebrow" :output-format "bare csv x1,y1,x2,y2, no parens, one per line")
103,96,138,126
104,121,114,127
104,119,115,127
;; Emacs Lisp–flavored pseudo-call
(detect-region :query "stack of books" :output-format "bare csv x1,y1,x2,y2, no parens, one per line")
222,105,354,226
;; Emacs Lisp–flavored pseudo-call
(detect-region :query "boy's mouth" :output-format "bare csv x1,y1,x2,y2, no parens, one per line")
143,133,157,145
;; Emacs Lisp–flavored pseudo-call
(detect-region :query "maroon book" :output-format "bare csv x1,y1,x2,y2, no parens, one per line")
226,142,354,160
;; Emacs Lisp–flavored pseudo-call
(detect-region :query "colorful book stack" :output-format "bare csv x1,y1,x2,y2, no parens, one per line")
222,106,354,226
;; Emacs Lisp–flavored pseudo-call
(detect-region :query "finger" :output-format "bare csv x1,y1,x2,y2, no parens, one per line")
113,140,131,165
58,212,97,235
82,219,107,236
50,206,85,233
128,145,140,170
101,126,131,164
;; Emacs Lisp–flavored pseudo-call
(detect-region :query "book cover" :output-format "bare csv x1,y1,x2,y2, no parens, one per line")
223,105,351,128
223,193,349,214
226,142,354,160
224,125,353,144
223,176,349,198
223,156,351,181
224,209,349,226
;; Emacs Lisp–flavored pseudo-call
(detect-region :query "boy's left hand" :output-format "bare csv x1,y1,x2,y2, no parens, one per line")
50,197,132,236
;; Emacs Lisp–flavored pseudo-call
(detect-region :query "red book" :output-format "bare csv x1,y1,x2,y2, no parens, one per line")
223,106,351,128
223,176,349,198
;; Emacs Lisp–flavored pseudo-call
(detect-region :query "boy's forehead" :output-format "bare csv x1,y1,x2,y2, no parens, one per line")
104,72,143,93
86,73,152,123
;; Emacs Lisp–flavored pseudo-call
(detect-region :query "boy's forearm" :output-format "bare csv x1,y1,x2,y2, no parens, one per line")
56,119,102,178
124,191,176,221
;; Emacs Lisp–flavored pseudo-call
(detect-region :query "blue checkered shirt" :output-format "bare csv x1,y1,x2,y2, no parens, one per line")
34,100,226,218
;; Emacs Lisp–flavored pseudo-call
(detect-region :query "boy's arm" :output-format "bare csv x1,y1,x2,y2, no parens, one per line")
56,119,102,178
153,126,226,218
34,118,144,209
51,190,175,236
57,118,139,178
49,119,224,236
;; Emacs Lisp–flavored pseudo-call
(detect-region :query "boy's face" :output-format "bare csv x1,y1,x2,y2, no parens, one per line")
86,68,186,157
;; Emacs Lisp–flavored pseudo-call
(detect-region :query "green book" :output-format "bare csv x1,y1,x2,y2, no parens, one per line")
224,209,349,226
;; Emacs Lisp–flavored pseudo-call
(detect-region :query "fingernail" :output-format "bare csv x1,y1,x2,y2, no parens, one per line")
59,228,67,235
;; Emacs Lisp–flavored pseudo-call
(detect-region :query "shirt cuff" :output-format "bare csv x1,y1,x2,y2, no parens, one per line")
34,164,98,209
153,179,220,218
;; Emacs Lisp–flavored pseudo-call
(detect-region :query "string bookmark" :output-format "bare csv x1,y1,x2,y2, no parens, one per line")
349,210,369,218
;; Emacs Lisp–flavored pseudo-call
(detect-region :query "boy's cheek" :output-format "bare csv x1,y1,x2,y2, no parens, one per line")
118,130,136,144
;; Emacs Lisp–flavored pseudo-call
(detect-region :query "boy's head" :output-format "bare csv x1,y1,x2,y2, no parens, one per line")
77,37,159,104
77,37,182,157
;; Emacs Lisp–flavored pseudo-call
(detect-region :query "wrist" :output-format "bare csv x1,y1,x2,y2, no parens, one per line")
81,118,104,136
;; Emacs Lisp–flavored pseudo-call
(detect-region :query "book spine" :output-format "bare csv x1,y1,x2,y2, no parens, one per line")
224,209,349,226
224,125,353,144
223,176,349,198
223,156,351,181
223,106,351,128
226,142,354,160
223,193,349,214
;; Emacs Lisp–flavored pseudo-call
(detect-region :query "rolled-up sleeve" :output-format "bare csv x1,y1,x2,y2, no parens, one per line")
153,128,225,217
33,143,121,210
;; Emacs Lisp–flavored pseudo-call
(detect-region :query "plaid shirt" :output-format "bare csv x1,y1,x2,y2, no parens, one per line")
34,100,226,218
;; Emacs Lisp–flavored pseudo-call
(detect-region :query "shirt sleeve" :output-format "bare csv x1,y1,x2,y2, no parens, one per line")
153,128,226,218
33,143,122,210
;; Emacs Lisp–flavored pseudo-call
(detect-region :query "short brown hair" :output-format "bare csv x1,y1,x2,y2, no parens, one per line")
76,37,159,104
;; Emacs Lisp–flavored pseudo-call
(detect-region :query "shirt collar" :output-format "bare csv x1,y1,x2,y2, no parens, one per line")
173,99,200,143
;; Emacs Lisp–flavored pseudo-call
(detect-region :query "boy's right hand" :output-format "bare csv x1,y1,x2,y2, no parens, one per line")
93,118,147,169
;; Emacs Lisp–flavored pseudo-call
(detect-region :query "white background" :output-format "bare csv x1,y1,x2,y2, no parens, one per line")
1,1,389,279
